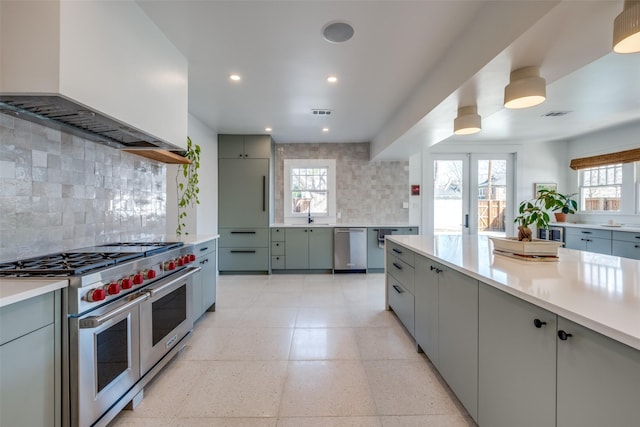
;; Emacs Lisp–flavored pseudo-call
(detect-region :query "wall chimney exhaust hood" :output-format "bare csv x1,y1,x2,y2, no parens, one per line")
0,95,178,151
1,0,189,156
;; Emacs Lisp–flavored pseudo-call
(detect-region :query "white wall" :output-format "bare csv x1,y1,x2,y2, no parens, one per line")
166,114,218,236
409,152,422,230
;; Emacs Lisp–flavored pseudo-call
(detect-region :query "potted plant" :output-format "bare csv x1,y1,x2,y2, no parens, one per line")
513,200,550,241
176,136,201,236
535,189,578,222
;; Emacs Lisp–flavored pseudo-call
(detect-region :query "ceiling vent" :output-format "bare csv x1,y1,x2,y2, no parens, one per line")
542,111,571,117
312,109,332,115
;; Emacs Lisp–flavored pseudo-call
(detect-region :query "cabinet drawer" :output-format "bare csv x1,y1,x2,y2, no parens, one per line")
612,230,640,243
271,255,285,270
565,227,612,240
194,240,216,257
0,292,55,345
219,248,269,271
271,228,285,242
387,254,415,294
612,240,640,260
386,241,415,266
388,275,415,336
219,228,269,247
271,241,285,255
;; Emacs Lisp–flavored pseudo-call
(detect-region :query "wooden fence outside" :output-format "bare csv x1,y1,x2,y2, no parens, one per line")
478,200,505,232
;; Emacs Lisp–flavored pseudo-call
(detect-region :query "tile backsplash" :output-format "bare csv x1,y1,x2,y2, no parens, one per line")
274,142,409,224
0,115,166,261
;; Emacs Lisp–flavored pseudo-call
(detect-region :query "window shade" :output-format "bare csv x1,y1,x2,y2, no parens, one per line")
569,148,640,170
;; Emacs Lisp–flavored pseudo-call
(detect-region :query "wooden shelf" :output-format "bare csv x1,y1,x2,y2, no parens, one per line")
122,149,191,164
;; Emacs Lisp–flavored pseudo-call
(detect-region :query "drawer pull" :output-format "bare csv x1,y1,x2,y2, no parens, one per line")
581,231,592,234
200,247,209,252
392,248,402,254
231,231,257,234
580,238,592,242
557,330,573,341
392,285,404,294
635,245,640,249
393,262,402,270
533,319,547,328
230,250,257,254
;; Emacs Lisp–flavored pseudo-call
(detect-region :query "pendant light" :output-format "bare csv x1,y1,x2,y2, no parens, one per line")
453,106,481,135
503,66,546,109
613,0,640,53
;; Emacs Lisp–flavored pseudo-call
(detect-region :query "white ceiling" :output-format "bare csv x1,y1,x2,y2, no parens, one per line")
137,0,640,160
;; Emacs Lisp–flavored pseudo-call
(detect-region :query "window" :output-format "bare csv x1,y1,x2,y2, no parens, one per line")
580,164,622,211
284,159,336,223
578,162,638,213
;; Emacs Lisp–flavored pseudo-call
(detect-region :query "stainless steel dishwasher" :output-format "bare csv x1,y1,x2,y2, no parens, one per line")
334,227,367,272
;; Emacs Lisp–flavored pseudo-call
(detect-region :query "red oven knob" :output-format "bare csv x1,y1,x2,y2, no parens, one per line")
105,283,120,295
176,257,185,267
120,278,133,289
146,269,157,279
164,261,176,271
87,288,106,302
133,273,144,285
188,253,196,263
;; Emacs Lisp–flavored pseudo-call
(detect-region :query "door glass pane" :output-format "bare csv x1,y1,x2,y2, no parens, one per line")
477,159,507,236
152,285,187,346
434,160,463,234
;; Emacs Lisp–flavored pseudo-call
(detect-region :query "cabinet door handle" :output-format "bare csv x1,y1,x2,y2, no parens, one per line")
199,247,209,252
392,262,402,270
533,318,547,328
580,238,592,242
262,176,266,212
392,285,404,294
635,236,640,239
392,248,402,254
430,265,442,273
635,245,640,249
230,250,257,254
581,231,592,234
557,330,573,341
231,231,257,234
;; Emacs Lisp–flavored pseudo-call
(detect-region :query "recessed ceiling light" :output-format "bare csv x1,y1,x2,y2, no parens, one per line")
327,76,338,83
322,21,354,43
265,127,272,132
229,74,241,81
322,128,329,132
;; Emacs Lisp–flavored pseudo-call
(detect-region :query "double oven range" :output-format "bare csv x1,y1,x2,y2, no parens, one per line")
0,241,199,427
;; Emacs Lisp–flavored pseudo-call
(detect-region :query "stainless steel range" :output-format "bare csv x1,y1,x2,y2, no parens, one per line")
0,242,200,427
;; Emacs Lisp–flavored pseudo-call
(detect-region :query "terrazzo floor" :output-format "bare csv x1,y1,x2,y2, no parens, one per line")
108,273,475,427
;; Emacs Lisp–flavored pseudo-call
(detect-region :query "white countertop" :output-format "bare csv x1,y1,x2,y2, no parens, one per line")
160,234,219,245
270,223,418,229
553,222,640,232
387,234,640,351
0,278,68,308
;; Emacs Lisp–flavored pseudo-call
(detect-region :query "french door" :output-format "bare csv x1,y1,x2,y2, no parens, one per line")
429,154,513,235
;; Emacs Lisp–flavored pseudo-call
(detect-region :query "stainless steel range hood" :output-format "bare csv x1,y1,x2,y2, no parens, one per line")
0,95,179,151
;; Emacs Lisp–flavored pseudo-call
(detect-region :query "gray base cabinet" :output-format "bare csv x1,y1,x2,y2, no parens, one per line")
192,239,217,320
278,227,333,270
556,317,640,427
611,230,640,260
386,241,416,336
0,290,61,427
436,265,478,422
414,256,439,365
478,284,556,427
564,227,611,255
367,227,417,270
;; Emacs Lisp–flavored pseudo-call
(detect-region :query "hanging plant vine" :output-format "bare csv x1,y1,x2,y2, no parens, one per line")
176,136,201,236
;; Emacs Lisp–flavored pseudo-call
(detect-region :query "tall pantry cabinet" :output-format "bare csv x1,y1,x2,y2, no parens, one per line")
218,135,273,273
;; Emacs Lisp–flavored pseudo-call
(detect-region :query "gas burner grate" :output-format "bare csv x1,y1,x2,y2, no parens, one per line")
0,251,144,277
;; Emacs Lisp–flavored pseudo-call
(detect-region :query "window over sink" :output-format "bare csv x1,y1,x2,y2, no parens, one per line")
578,162,638,214
284,159,336,223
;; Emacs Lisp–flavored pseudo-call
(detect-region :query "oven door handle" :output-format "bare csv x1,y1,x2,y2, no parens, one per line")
144,266,201,298
79,292,149,328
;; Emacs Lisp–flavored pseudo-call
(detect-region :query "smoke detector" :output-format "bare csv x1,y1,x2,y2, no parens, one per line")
322,21,354,43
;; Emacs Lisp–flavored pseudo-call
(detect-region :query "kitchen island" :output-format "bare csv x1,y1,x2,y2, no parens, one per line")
385,234,640,427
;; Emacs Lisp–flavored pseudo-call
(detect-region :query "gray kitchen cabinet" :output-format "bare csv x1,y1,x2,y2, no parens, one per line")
283,227,333,270
611,230,640,260
386,246,415,336
0,290,61,427
398,227,419,235
413,255,439,364
436,265,478,422
556,317,640,427
218,135,271,273
564,227,611,255
192,239,217,320
218,134,271,159
478,283,556,427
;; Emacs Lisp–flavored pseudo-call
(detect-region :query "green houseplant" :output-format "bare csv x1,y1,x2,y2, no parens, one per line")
176,136,201,236
513,200,550,241
535,189,578,222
